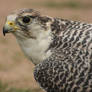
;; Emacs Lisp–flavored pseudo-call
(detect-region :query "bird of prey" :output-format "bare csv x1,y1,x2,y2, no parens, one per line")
3,9,92,92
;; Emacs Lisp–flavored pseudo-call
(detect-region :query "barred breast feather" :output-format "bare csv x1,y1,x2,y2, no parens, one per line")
34,18,92,92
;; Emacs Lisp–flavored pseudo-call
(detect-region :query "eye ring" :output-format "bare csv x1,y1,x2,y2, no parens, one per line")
22,16,30,23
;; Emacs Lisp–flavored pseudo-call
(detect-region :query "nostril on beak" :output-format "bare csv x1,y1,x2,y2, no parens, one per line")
3,27,9,36
8,22,14,26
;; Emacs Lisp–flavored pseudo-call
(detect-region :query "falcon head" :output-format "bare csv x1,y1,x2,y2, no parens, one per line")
3,9,53,64
3,9,52,39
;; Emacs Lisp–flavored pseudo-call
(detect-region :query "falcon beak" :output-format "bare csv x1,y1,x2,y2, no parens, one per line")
3,27,9,36
3,21,19,36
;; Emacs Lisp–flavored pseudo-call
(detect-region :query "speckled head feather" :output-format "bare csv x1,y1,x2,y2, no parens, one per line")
12,8,40,16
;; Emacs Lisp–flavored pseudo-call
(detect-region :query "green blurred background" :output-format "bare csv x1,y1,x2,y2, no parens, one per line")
0,0,92,92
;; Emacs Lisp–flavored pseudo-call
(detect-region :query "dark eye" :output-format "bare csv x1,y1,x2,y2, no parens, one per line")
22,16,30,23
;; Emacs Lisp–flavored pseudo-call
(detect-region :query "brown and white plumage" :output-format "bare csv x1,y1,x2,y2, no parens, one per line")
3,9,92,92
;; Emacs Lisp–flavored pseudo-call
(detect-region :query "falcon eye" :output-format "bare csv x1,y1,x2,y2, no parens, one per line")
22,16,30,23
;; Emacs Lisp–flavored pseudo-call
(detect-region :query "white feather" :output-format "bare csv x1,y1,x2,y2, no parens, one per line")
16,26,52,65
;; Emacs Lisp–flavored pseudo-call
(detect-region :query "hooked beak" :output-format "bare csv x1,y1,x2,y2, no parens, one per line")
3,27,9,36
3,21,19,36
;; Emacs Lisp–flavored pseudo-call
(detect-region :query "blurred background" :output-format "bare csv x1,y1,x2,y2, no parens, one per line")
0,0,92,92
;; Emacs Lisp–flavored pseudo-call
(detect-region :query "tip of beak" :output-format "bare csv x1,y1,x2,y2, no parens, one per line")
3,27,9,36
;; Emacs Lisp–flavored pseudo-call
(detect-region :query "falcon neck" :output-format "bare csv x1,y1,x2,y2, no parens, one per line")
16,35,52,65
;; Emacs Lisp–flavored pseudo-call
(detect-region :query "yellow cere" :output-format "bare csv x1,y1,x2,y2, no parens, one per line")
7,21,19,30
7,21,15,26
